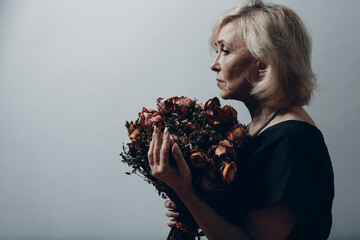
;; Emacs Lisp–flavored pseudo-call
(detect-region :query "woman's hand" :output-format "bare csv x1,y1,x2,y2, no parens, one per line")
147,125,192,194
165,200,179,227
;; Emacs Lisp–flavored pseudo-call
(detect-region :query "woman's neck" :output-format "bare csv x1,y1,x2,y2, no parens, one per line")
245,100,278,136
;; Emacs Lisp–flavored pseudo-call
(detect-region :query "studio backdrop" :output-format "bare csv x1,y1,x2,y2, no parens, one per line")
0,0,359,239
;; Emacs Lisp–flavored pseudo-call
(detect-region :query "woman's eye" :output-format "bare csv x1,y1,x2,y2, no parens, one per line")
215,49,230,55
214,48,230,56
221,49,230,55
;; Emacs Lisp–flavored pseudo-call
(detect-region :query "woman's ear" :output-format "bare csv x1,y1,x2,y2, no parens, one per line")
257,61,267,78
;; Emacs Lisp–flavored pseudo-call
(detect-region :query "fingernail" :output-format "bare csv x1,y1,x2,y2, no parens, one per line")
171,203,176,208
173,143,179,152
164,127,168,135
169,135,174,144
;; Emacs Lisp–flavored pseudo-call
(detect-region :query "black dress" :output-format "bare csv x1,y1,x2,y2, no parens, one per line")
243,120,335,240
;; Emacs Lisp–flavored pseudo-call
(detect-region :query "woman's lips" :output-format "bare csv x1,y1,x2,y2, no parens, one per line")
217,79,224,86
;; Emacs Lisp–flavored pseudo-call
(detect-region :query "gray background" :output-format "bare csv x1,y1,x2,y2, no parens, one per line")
0,0,359,239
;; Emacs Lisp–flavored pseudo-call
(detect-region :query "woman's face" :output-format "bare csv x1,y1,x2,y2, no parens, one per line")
211,21,259,102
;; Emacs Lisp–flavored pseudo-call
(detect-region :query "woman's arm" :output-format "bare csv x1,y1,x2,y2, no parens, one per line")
165,199,296,240
149,126,295,240
175,182,251,240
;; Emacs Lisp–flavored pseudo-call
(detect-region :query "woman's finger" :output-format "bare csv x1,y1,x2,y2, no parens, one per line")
169,134,175,145
147,130,155,166
153,125,162,165
165,210,179,218
159,127,170,168
167,219,176,228
172,143,189,171
164,200,176,209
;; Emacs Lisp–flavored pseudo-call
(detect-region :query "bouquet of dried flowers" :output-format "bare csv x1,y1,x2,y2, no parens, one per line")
121,96,248,240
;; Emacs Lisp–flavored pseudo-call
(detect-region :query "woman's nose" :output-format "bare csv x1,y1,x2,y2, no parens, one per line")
210,56,220,72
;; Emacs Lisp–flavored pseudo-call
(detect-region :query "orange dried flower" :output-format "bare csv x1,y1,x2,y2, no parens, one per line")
227,124,246,141
215,145,227,157
126,121,136,136
231,124,246,140
215,140,234,157
130,129,141,148
226,132,235,142
221,162,237,185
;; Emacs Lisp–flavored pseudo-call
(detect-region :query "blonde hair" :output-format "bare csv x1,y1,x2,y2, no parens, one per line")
211,0,316,109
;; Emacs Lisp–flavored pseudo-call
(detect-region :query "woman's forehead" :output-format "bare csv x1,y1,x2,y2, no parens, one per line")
217,22,243,47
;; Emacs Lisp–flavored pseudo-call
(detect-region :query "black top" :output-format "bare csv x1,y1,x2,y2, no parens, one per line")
241,120,334,239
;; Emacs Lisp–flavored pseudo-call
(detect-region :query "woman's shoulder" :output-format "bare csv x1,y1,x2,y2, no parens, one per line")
254,120,323,144
255,106,322,142
249,119,330,163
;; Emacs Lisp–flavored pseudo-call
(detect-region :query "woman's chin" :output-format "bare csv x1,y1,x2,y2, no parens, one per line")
219,93,228,100
219,91,234,100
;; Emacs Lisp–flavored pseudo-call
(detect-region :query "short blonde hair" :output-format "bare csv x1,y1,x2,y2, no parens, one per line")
211,0,316,109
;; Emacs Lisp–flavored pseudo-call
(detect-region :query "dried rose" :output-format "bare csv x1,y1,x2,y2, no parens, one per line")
215,145,227,157
129,128,141,148
215,139,234,157
190,150,208,168
226,132,235,142
221,162,237,185
173,96,193,115
201,97,237,125
201,97,221,110
156,97,174,115
220,139,234,148
222,105,237,121
126,121,136,137
201,98,221,122
139,108,163,127
232,124,246,140
227,124,246,141
210,105,237,125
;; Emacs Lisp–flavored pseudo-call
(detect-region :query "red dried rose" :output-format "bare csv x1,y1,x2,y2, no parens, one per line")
201,97,237,125
201,97,221,111
173,96,193,115
139,108,162,127
222,105,237,121
156,97,174,115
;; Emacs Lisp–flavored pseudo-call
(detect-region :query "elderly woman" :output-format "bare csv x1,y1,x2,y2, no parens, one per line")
148,0,334,239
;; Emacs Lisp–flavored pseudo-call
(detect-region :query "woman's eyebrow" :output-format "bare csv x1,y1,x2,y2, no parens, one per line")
216,40,232,48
